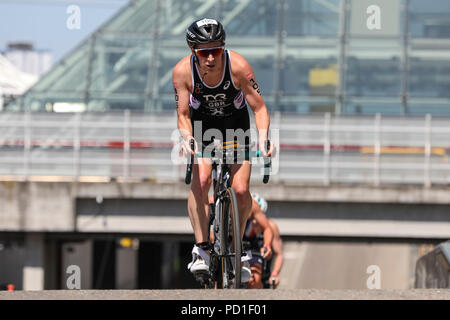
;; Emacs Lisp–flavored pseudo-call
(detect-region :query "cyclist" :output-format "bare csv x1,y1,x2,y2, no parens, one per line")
173,18,274,283
244,193,273,289
247,194,284,289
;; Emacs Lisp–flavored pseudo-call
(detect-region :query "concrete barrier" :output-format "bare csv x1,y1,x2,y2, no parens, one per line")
415,241,450,288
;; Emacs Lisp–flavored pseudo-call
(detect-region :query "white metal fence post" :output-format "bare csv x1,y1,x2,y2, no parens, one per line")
123,109,131,179
374,113,381,186
424,114,432,188
24,110,31,179
73,113,81,179
323,112,331,185
274,111,281,183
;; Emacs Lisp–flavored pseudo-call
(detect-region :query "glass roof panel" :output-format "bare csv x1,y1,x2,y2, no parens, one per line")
6,0,450,116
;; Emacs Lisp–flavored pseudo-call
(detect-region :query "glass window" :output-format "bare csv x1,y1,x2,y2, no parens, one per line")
408,56,450,98
407,100,450,116
225,0,278,37
344,100,404,116
409,0,450,39
102,0,155,34
33,44,89,94
89,34,152,94
284,38,338,96
345,39,402,98
285,0,340,36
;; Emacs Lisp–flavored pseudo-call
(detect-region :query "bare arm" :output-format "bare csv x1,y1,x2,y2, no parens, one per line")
269,219,283,279
173,58,195,153
252,200,273,259
232,52,273,156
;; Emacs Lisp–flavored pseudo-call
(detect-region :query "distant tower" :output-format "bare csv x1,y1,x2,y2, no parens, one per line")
5,42,53,77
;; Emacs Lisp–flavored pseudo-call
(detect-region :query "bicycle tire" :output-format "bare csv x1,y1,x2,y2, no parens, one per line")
219,187,241,289
212,198,223,289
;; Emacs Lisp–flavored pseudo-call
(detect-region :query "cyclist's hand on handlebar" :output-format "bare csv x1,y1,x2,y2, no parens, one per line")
261,245,272,261
182,136,197,156
270,272,280,288
259,139,275,158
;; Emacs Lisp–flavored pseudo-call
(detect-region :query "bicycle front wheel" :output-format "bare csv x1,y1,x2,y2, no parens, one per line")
219,187,242,289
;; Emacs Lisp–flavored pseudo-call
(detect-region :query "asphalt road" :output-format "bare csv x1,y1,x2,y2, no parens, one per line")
1,289,450,300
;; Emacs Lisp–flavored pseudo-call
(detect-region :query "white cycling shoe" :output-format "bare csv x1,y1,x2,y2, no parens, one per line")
188,245,251,283
187,245,210,273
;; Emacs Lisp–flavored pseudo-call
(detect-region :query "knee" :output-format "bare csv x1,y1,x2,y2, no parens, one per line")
233,184,250,206
199,173,211,191
192,173,211,196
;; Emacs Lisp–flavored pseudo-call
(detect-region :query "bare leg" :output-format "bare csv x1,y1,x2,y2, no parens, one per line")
188,157,212,243
230,160,252,239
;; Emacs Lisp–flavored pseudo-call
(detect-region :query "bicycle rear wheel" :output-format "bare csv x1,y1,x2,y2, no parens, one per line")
219,187,241,289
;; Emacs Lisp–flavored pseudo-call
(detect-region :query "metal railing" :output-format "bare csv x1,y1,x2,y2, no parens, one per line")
1,110,449,186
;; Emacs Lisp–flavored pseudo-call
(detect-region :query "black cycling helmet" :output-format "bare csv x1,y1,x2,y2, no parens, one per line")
186,18,226,47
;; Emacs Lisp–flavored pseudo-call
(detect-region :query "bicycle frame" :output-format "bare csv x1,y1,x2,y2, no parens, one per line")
207,149,236,288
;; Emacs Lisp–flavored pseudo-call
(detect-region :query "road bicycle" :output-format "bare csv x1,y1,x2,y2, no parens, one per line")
185,139,271,289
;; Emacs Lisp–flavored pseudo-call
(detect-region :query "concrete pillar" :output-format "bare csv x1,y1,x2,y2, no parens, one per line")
22,233,44,291
161,241,179,289
115,243,138,289
61,240,93,289
0,240,25,290
44,240,59,290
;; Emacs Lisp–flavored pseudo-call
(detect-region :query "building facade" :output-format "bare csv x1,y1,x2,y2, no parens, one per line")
4,0,450,116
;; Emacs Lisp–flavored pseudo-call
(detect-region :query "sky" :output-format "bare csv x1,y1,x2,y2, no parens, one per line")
0,0,129,64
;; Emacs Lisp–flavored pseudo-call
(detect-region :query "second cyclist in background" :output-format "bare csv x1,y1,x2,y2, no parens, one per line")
243,193,273,289
245,194,284,289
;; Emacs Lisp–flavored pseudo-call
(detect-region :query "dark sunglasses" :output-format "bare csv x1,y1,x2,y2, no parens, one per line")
194,46,225,58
